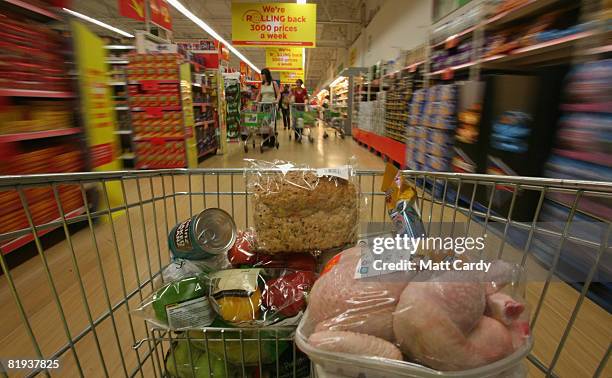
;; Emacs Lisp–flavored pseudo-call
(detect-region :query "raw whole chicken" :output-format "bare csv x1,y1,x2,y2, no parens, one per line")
308,330,403,361
392,269,529,371
307,247,410,341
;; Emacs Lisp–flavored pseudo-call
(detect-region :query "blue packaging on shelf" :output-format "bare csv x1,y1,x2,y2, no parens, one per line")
415,150,426,164
431,115,457,130
438,84,457,102
427,141,453,157
427,128,454,145
426,154,452,171
416,126,427,139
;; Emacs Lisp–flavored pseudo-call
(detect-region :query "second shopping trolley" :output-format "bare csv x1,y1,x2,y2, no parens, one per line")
290,103,317,143
241,102,279,153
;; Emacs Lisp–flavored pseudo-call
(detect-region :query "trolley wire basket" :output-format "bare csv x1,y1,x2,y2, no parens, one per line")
0,169,609,377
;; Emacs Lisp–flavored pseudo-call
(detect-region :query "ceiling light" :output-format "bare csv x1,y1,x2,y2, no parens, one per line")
167,0,260,74
297,0,307,3
63,8,134,38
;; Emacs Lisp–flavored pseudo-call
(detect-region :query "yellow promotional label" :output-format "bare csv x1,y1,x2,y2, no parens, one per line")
266,47,303,71
280,70,304,84
71,21,123,213
231,3,316,47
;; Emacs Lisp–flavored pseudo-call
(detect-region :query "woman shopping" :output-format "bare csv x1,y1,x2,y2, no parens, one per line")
255,68,281,147
291,79,310,140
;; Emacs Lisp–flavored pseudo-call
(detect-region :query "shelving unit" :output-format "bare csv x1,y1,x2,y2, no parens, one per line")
106,43,136,166
0,0,89,253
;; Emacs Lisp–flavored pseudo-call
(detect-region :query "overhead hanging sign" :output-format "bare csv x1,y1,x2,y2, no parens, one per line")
118,0,145,22
231,3,316,47
280,70,304,83
266,47,303,71
150,0,172,30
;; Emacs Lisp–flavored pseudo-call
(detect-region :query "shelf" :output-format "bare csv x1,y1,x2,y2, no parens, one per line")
131,106,183,112
109,81,127,86
0,128,81,143
484,0,563,30
115,106,129,111
114,130,133,135
198,147,217,158
128,79,180,85
1,206,85,255
560,102,611,113
105,45,135,50
107,60,129,65
195,120,215,127
119,153,136,159
133,136,185,141
0,88,74,98
4,0,61,21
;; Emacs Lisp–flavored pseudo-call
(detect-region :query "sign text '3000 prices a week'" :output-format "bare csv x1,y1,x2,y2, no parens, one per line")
232,3,316,47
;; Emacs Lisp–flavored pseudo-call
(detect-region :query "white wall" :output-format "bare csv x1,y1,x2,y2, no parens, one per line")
353,0,432,67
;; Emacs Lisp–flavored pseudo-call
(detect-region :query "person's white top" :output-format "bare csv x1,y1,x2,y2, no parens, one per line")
260,82,276,102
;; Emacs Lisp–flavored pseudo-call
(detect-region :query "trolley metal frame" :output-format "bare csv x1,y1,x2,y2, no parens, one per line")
322,107,345,140
253,102,279,153
0,169,610,377
289,104,315,143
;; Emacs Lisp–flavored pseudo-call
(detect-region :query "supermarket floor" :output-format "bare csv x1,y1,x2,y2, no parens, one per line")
198,123,385,169
0,126,610,377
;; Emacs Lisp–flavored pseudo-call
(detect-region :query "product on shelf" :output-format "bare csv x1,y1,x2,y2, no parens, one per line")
127,54,180,80
0,11,71,92
0,143,84,234
0,101,73,134
224,77,241,139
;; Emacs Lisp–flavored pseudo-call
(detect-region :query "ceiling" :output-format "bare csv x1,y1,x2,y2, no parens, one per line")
71,0,365,89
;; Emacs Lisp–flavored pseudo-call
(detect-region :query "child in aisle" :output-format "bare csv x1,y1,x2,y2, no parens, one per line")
280,84,292,130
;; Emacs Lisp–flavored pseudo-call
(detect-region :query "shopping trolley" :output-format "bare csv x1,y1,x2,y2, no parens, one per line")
0,169,610,377
289,104,316,143
240,104,259,153
255,101,279,153
322,107,345,139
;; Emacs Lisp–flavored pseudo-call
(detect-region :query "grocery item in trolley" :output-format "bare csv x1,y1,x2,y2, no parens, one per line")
208,267,316,327
169,208,237,261
228,228,318,271
135,270,216,330
297,245,532,376
247,160,360,254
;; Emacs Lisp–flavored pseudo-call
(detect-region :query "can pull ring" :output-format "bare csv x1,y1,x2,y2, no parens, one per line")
132,338,151,350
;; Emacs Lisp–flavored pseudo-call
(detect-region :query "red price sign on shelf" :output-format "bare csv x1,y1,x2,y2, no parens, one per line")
140,80,160,92
145,107,164,118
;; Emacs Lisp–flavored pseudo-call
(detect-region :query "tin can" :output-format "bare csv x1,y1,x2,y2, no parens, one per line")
169,208,237,260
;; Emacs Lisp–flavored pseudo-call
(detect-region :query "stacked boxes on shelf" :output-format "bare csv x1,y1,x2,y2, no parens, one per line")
384,73,412,143
194,69,219,157
0,144,84,235
127,53,187,169
0,10,71,93
408,85,457,171
224,77,241,139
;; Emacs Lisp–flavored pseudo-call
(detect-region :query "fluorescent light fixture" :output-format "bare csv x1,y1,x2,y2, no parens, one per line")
167,0,261,74
63,8,134,38
297,0,308,3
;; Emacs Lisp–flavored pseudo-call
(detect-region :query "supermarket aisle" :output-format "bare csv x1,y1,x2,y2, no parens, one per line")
200,123,385,170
